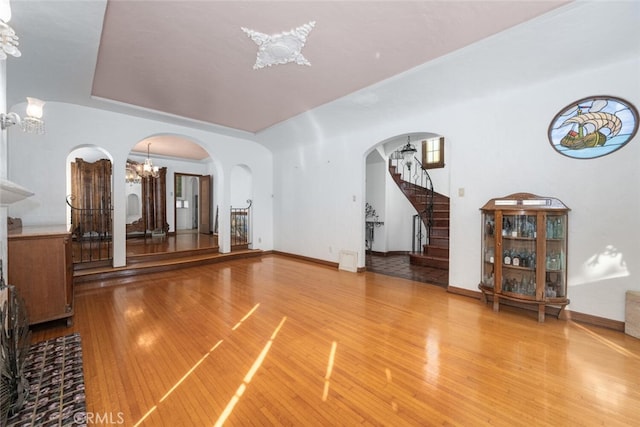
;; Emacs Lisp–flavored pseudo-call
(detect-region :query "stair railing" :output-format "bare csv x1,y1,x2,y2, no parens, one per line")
230,199,252,247
389,150,435,249
66,194,113,264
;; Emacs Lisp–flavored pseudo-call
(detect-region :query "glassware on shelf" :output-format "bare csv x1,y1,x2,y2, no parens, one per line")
503,249,511,265
479,193,570,322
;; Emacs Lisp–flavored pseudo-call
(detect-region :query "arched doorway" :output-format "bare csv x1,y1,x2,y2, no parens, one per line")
66,146,114,265
364,132,450,286
175,173,212,234
126,135,213,237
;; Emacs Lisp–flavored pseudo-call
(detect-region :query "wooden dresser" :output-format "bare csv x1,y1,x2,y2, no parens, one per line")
8,225,74,326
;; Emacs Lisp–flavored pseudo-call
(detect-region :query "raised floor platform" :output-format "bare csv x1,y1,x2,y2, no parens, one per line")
74,233,261,286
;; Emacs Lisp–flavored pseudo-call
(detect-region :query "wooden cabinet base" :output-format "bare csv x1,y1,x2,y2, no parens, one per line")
479,284,569,322
8,226,74,326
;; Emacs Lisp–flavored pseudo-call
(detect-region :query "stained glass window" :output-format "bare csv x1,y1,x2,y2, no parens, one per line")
548,96,638,159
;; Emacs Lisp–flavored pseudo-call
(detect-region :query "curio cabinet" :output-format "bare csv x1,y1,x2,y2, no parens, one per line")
479,193,570,322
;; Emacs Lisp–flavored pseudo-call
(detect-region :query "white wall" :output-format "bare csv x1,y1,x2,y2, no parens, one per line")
230,165,252,208
6,102,273,265
384,166,416,252
446,58,639,322
3,1,637,325
365,152,387,253
1,61,7,286
263,56,639,321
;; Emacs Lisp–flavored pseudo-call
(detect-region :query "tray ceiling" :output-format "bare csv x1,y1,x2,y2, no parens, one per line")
8,1,570,136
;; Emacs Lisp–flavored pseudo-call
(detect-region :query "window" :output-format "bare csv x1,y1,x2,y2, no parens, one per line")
548,96,638,159
422,137,445,169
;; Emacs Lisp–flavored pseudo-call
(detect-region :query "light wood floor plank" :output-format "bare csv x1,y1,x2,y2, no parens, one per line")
31,255,640,426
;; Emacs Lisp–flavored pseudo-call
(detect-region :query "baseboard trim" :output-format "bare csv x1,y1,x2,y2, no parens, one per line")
271,251,339,269
447,285,482,299
447,285,625,332
564,310,625,332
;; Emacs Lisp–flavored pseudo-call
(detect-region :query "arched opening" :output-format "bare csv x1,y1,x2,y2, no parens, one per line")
364,132,450,286
126,193,140,220
126,134,213,234
124,134,218,257
66,145,114,265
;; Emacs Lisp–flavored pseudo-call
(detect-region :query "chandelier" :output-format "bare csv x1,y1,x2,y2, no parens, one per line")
0,0,20,60
137,142,159,178
399,136,417,170
0,2,46,134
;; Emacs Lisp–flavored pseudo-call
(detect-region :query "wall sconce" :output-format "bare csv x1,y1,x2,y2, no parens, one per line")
1,97,46,134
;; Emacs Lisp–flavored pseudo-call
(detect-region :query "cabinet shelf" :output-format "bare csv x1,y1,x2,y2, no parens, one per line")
503,264,535,271
478,192,570,322
503,236,536,241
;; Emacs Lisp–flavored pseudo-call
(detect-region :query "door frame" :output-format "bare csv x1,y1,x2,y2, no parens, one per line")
174,173,212,233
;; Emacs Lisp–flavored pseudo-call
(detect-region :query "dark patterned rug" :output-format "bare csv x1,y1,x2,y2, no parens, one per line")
7,333,86,427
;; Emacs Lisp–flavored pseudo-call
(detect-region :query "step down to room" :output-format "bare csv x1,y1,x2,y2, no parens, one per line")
74,248,263,287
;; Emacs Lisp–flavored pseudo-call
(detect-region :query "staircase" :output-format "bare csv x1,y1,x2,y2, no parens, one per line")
388,158,450,271
411,192,449,269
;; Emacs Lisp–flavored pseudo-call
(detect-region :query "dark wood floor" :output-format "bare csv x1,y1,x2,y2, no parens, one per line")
366,252,449,286
32,255,640,426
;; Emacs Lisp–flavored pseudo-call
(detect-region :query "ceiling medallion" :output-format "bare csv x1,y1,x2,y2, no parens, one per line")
242,21,315,70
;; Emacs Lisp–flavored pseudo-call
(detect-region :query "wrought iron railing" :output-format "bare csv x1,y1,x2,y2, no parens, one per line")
66,195,113,264
389,151,434,250
230,199,252,247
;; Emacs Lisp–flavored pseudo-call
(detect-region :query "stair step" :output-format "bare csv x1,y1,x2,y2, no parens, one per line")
431,218,449,227
424,245,449,258
409,253,449,270
74,249,262,285
430,227,449,237
430,237,449,247
126,246,220,265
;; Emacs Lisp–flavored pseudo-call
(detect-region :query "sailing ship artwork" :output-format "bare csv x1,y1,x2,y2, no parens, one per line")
548,96,638,159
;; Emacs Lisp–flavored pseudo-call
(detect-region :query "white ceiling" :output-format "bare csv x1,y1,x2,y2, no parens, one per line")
7,1,570,138
91,0,570,134
7,1,638,161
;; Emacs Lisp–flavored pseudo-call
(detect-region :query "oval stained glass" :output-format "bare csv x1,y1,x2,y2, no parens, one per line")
548,96,638,159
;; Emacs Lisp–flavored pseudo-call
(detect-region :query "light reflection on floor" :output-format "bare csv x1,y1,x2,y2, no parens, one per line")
214,316,287,427
133,302,264,427
322,341,337,402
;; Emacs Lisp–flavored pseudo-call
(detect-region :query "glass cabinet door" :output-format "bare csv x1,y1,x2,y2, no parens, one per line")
545,214,567,299
500,214,537,299
479,193,570,322
481,212,496,289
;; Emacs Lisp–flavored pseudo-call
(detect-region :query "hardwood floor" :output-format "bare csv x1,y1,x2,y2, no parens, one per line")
32,255,640,426
125,232,219,256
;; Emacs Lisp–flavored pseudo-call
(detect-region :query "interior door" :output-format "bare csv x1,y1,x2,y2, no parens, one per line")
199,175,212,234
